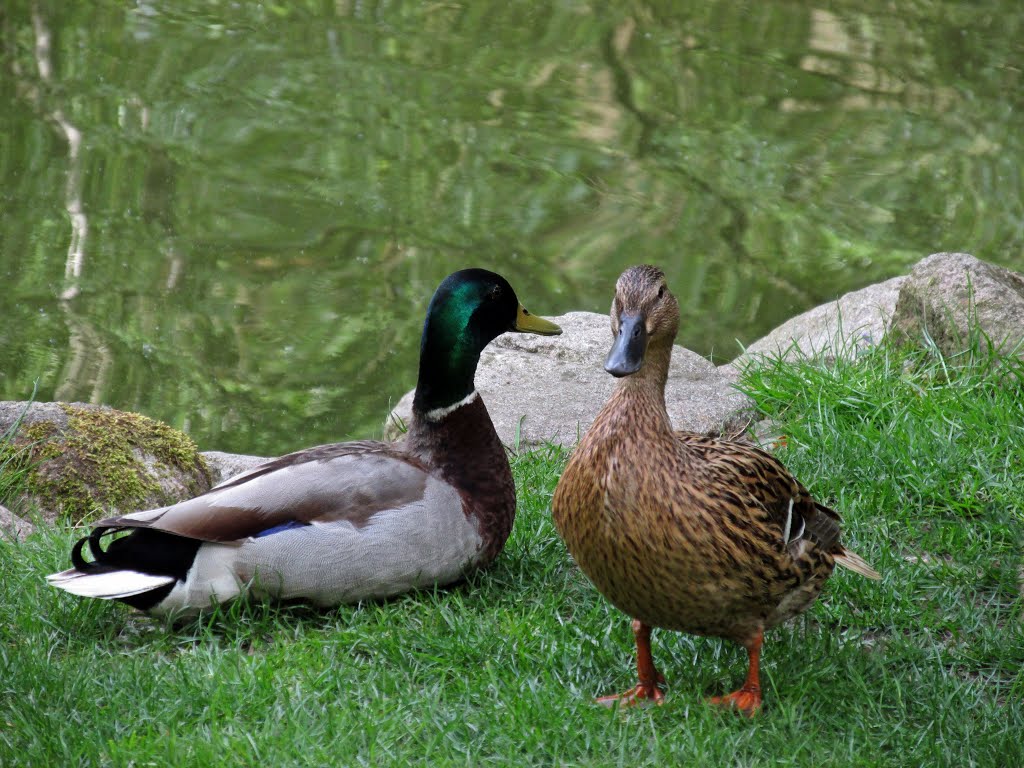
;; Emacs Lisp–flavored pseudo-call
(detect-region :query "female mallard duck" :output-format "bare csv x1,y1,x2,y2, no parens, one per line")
48,269,561,617
551,265,878,715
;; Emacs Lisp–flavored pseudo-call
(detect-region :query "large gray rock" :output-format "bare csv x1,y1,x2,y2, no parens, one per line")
891,252,1024,359
0,401,212,525
1,504,35,541
734,276,906,366
384,311,753,448
201,450,270,486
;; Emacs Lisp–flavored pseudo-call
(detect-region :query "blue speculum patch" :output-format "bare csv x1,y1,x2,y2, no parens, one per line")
253,521,310,538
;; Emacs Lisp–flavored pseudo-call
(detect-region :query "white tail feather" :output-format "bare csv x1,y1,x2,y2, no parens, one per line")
46,568,175,599
834,549,881,580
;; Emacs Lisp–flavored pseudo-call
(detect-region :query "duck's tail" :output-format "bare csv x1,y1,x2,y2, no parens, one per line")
834,548,881,580
46,567,174,599
46,525,187,608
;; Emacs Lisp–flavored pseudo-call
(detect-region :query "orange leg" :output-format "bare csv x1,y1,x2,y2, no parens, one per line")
596,619,666,707
708,628,763,716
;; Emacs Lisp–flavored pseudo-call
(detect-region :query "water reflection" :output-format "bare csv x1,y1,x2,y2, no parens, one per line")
1,1,1021,454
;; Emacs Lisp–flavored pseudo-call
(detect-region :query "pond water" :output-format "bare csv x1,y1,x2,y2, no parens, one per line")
1,2,1021,455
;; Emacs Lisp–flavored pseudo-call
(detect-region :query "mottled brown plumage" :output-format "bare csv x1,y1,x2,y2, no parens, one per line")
552,265,879,715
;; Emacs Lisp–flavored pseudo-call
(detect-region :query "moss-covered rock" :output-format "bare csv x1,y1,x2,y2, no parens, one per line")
0,401,212,525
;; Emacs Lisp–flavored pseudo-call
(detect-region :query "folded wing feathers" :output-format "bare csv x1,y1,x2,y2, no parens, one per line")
92,449,431,543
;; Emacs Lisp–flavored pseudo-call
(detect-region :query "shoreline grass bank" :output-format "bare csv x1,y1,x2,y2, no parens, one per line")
1,341,1021,766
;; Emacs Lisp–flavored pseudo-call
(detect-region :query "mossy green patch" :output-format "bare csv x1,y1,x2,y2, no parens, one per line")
9,405,211,523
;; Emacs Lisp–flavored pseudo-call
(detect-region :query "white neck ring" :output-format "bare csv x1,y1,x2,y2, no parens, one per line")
424,390,479,422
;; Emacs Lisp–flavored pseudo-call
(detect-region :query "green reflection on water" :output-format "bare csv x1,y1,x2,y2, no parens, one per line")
1,1,1022,454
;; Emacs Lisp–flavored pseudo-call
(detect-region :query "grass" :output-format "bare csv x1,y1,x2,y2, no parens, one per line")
0,397,36,509
1,341,1022,767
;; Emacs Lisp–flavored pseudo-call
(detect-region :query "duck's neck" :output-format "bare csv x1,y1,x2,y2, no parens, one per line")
609,340,674,435
412,335,481,415
412,286,490,415
406,394,515,564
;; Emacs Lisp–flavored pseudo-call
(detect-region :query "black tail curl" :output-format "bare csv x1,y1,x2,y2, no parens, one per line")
70,526,122,573
67,525,202,611
71,525,200,580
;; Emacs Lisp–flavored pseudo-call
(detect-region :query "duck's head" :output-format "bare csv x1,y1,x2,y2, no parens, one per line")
605,264,679,378
414,268,561,413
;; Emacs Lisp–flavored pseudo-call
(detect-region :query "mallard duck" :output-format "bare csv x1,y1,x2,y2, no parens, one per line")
551,265,878,715
47,268,561,617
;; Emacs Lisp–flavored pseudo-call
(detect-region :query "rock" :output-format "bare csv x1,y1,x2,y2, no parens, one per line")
201,451,271,486
0,504,35,541
891,252,1024,359
733,276,907,366
0,401,212,525
384,312,753,448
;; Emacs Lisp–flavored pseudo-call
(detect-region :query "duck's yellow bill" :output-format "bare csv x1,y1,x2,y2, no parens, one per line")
514,304,562,335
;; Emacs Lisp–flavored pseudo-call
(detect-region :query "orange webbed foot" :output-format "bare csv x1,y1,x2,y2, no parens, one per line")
595,677,666,708
708,628,765,716
708,684,762,717
596,621,667,707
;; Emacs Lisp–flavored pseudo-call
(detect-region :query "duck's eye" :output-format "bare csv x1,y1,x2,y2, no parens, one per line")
657,285,666,300
488,285,502,301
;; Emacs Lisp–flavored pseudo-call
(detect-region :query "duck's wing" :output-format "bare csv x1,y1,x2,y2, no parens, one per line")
94,441,441,543
676,432,879,579
675,433,841,550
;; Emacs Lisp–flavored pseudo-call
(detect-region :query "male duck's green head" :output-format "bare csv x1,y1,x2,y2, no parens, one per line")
413,268,561,416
